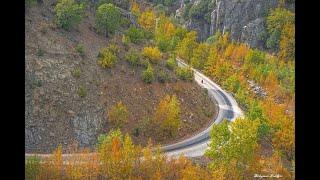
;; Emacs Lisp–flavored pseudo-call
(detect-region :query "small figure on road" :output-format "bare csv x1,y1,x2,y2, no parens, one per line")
201,79,204,83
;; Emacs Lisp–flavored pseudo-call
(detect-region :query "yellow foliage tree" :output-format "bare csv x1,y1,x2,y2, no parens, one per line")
232,43,250,66
154,15,178,52
65,149,100,179
262,99,295,159
190,43,210,70
154,95,181,137
32,145,64,179
216,32,230,52
108,101,129,128
224,43,235,60
248,150,293,178
98,46,117,68
130,0,140,16
26,130,216,179
176,31,198,63
279,23,295,61
142,46,162,63
98,131,140,179
138,9,156,32
163,21,176,37
180,157,212,180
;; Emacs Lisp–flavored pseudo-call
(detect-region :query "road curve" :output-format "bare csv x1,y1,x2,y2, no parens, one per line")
25,58,243,160
162,58,244,157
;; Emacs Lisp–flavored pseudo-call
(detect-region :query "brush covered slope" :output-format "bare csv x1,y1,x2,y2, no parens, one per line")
25,1,216,153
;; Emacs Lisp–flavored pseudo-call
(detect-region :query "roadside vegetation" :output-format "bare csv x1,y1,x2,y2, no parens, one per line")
25,130,213,179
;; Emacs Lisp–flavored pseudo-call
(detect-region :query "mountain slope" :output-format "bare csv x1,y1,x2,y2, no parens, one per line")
25,2,216,153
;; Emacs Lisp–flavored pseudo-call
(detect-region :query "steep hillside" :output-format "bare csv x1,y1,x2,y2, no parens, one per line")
25,1,216,153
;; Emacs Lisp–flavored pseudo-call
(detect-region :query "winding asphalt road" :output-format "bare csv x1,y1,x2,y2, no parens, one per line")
162,58,244,157
25,58,243,160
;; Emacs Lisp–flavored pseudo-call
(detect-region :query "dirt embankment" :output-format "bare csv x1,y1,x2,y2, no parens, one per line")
25,2,216,153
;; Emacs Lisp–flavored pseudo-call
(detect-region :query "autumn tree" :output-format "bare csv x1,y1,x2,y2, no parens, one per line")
96,3,121,36
97,130,140,179
266,8,294,51
205,118,259,178
247,150,293,178
26,131,217,179
175,67,194,81
64,148,100,179
214,32,230,52
176,31,198,63
205,59,233,84
154,15,177,52
263,70,279,95
279,23,295,61
138,9,156,32
174,27,189,41
154,95,181,137
231,44,250,66
29,145,66,179
190,43,210,70
142,46,162,63
203,45,219,72
263,94,294,161
267,8,294,36
97,129,122,146
97,46,117,68
262,99,295,159
138,141,166,178
130,0,141,16
108,101,129,128
51,145,64,179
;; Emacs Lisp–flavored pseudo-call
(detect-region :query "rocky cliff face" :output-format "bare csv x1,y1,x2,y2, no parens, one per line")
210,0,279,48
176,0,294,49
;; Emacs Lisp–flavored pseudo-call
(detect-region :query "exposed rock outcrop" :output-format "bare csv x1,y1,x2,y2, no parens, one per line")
247,80,267,98
175,0,294,49
186,19,211,41
209,0,278,43
240,17,267,49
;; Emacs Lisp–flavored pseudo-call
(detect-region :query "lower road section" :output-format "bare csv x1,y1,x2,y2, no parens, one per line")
162,58,243,157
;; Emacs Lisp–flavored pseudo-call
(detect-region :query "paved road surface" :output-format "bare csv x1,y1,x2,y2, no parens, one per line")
162,58,243,157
